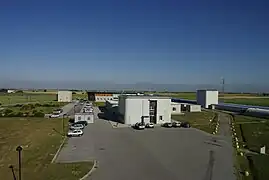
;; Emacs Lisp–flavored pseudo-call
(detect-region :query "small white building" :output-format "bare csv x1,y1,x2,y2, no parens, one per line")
196,90,219,108
7,89,16,93
171,102,182,114
74,113,94,124
58,91,72,102
118,95,171,125
186,104,201,112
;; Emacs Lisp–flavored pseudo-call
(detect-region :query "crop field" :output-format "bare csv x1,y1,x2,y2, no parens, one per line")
0,117,93,180
233,115,269,180
172,111,217,133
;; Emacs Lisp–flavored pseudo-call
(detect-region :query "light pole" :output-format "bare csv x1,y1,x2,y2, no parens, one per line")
9,165,17,180
16,146,22,180
62,114,66,135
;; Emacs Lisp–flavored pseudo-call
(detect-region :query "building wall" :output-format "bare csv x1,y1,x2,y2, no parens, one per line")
186,104,201,112
58,91,72,102
171,103,181,114
122,96,171,125
75,114,94,123
197,90,218,108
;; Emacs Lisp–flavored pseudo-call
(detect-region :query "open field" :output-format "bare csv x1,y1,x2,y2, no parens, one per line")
233,115,269,180
0,117,93,180
172,111,217,133
224,98,269,107
0,93,87,105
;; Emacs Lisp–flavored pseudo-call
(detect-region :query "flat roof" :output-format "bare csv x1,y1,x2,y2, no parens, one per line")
123,95,171,99
197,89,218,91
106,100,119,104
75,112,93,115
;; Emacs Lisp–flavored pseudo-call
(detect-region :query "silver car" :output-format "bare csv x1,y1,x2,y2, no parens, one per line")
70,124,84,130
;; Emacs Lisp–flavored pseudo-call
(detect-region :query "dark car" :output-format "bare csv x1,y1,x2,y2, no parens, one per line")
181,122,191,128
73,121,88,127
172,122,181,128
134,122,145,130
162,122,173,128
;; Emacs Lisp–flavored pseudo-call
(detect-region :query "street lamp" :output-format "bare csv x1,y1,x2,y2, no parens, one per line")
16,146,23,180
9,165,17,180
62,113,67,135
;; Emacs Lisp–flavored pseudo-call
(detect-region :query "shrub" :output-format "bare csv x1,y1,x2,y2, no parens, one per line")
20,104,35,110
34,103,41,107
4,108,13,114
32,111,45,117
14,104,23,107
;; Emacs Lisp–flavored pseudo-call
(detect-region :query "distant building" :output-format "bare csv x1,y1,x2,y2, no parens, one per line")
7,90,16,93
196,90,219,108
57,91,72,102
87,91,142,102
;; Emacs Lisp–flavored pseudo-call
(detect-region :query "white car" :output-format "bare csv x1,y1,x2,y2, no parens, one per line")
145,123,154,128
50,113,60,118
67,130,83,137
70,124,84,130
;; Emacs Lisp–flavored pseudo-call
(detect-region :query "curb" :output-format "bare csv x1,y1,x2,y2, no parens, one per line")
79,160,98,180
51,136,67,163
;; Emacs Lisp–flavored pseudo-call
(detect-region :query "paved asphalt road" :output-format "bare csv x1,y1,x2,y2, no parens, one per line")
56,107,236,180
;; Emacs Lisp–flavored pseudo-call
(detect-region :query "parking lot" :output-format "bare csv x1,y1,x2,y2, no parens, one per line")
56,107,235,180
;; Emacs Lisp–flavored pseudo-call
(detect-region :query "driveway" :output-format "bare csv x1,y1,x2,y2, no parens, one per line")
56,107,236,180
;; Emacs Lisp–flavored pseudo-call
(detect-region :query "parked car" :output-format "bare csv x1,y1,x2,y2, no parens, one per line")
70,124,84,130
134,122,145,130
73,121,88,127
145,123,154,128
49,113,60,118
181,122,191,128
172,122,181,128
162,122,173,128
53,109,63,114
67,129,83,137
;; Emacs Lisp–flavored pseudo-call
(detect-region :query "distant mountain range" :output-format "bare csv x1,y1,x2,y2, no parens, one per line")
0,80,268,93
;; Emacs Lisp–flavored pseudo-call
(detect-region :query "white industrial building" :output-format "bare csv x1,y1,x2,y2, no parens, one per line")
118,95,171,125
196,90,219,108
58,91,72,102
186,104,201,112
74,113,94,124
171,102,182,114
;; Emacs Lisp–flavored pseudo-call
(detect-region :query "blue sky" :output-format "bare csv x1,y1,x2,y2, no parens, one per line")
1,0,269,87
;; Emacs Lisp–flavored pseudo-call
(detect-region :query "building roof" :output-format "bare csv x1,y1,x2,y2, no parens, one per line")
106,100,119,104
197,89,218,92
123,95,171,99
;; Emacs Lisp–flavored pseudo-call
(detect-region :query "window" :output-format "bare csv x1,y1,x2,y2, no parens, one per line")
172,107,176,111
159,116,163,120
87,117,91,120
78,116,81,120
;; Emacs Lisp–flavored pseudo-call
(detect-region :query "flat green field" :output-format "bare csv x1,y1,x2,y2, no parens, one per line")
172,111,217,133
0,93,88,105
223,98,269,107
0,118,93,180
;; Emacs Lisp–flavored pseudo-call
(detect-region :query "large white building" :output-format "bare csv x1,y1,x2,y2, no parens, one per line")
58,91,72,102
118,95,171,125
196,90,219,108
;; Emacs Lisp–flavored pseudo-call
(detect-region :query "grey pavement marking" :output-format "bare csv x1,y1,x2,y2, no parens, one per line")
56,107,236,180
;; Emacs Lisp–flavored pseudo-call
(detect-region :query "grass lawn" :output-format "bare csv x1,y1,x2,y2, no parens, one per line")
0,93,57,105
172,111,217,133
232,115,269,180
0,118,93,180
224,98,269,107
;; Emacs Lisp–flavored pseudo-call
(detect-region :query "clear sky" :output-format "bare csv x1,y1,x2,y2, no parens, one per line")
1,0,269,87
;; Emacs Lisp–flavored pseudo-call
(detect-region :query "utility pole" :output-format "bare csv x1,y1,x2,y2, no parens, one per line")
221,77,225,103
9,165,17,180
